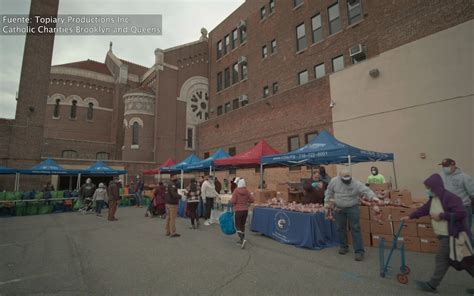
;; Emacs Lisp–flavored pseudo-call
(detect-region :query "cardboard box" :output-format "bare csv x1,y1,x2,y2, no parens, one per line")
420,238,439,253
417,223,437,238
390,190,413,206
369,183,392,191
397,236,421,252
254,190,269,203
393,221,418,237
370,220,393,235
266,190,277,199
288,192,303,203
408,203,431,223
348,231,372,247
372,234,394,247
390,207,416,221
275,183,288,193
371,206,391,221
359,205,370,220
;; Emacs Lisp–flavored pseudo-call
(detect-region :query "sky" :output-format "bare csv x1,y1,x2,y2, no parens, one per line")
0,0,244,119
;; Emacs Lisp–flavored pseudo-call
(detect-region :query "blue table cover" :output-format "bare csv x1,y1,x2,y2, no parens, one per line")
178,199,205,218
251,207,339,250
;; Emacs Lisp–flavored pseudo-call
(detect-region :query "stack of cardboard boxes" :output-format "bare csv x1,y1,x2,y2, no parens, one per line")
348,186,438,253
254,189,277,203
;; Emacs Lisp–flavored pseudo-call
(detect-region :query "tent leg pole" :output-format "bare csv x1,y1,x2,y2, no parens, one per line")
310,166,314,179
260,163,264,189
348,155,352,174
181,170,184,190
392,161,398,189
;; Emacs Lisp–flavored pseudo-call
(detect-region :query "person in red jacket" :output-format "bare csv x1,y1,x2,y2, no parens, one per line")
230,178,254,249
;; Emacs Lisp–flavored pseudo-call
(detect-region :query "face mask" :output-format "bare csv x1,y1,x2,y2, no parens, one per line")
311,182,318,188
371,170,377,175
341,177,352,185
426,189,433,197
443,167,452,174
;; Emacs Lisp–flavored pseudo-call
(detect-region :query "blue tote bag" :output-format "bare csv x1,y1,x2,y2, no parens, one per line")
219,204,236,235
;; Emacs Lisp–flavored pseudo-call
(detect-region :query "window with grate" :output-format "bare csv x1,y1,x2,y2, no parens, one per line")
96,152,109,160
132,122,140,145
70,100,77,119
62,150,78,159
87,102,94,120
53,99,60,118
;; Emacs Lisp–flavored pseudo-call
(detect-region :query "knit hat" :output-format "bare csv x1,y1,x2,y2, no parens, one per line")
237,179,246,188
234,177,241,184
99,183,106,188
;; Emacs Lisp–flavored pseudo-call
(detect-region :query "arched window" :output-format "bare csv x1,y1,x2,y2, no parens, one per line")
62,150,78,158
87,102,94,120
70,100,77,119
132,122,139,145
96,152,109,160
53,99,60,118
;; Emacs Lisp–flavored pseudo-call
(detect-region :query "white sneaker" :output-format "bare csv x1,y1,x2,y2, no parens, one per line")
203,220,210,226
241,239,247,249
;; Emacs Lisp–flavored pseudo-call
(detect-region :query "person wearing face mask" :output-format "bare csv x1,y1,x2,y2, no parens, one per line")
439,158,474,242
324,168,379,261
401,173,472,293
367,166,386,185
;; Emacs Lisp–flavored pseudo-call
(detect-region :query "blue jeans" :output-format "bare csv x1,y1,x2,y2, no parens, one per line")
334,205,364,254
465,205,473,244
135,191,142,206
95,200,104,214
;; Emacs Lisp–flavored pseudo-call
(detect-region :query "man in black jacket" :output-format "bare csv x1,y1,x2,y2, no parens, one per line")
165,179,181,237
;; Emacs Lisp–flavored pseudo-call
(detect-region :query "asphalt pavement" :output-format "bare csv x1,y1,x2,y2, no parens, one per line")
0,207,472,296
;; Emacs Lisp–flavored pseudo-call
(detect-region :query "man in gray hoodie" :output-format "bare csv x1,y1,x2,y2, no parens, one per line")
439,158,474,240
324,168,378,261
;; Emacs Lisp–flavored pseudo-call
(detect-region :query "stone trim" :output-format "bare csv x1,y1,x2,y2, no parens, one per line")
51,66,115,83
128,117,144,127
164,39,206,53
47,93,113,112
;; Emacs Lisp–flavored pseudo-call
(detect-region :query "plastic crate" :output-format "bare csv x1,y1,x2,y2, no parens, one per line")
37,204,53,215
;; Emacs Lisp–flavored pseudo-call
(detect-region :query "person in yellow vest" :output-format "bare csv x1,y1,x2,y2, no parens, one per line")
367,166,386,184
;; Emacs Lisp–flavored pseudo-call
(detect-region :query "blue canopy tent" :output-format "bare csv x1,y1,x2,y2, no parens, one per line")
160,154,202,189
184,149,230,174
79,161,127,190
16,159,83,191
0,166,17,174
81,161,127,175
261,130,397,187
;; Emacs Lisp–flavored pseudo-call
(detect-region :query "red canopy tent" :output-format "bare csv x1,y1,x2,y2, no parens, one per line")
214,139,280,168
142,158,176,175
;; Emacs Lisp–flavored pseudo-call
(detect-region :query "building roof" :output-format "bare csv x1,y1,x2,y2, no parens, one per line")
119,59,149,75
53,59,112,75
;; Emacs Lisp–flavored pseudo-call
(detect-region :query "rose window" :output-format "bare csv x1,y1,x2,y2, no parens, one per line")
190,90,209,121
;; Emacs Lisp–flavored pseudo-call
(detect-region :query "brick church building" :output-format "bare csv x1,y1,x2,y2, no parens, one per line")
0,0,472,195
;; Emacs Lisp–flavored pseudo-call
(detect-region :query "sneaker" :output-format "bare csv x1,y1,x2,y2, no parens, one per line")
166,233,171,236
236,239,243,245
338,248,349,255
204,220,210,226
355,253,364,261
170,233,181,238
189,225,196,229
415,281,437,293
241,239,247,249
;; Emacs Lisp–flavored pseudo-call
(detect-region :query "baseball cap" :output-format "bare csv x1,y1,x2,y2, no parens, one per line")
438,158,456,167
